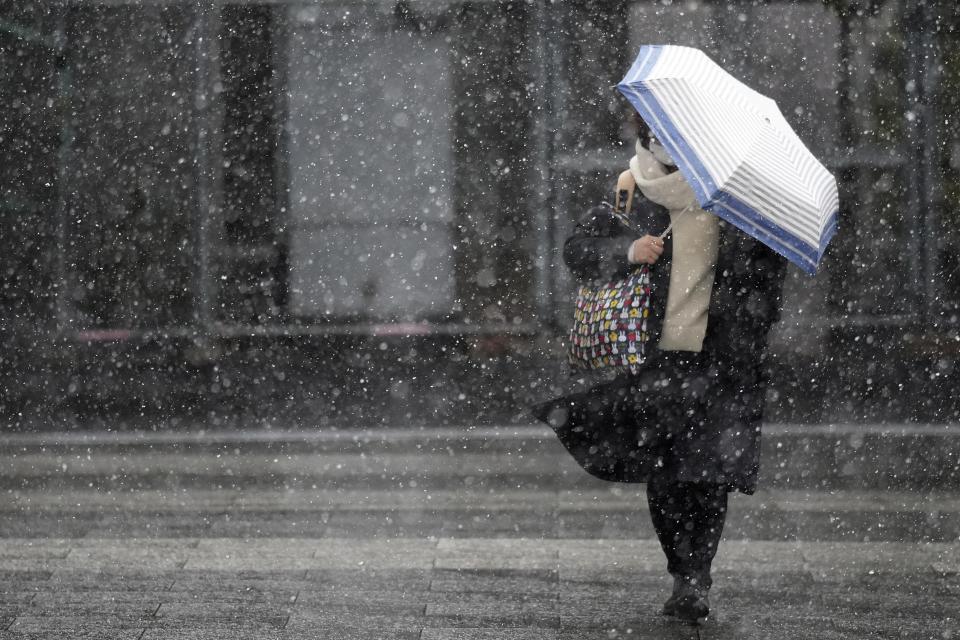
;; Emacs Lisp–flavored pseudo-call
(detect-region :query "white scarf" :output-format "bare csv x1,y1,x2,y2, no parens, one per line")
628,140,719,353
628,139,699,215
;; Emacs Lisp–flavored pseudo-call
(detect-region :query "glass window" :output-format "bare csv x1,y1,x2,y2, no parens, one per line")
627,2,914,331
0,3,60,328
61,4,198,329
281,2,535,325
935,6,960,321
553,1,917,357
285,4,456,322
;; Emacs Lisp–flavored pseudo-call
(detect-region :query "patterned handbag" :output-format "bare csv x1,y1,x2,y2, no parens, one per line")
567,251,652,374
567,175,653,374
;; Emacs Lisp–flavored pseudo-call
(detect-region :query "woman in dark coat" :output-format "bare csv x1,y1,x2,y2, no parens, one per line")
535,113,787,623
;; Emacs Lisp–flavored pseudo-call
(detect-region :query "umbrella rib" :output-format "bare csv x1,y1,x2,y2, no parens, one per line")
660,80,748,184
621,83,715,199
710,198,819,272
724,175,819,247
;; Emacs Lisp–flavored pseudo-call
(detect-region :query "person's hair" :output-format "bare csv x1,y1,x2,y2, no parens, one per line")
632,111,651,148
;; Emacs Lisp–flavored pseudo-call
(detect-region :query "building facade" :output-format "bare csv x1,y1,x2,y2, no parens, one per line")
2,0,958,423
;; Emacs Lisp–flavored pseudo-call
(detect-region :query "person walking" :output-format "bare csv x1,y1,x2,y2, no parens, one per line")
536,112,788,624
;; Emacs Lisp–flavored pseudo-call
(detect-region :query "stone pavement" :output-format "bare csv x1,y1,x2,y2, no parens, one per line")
0,425,958,639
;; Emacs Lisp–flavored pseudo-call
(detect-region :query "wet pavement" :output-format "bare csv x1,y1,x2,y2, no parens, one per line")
0,425,958,639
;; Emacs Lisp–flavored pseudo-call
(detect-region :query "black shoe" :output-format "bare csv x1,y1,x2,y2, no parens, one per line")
674,588,709,624
662,593,680,616
664,577,710,624
661,577,683,616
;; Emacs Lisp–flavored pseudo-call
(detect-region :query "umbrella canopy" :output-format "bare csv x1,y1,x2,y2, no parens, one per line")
617,45,838,275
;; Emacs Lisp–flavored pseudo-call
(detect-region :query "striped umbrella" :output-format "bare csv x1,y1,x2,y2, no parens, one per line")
617,45,838,275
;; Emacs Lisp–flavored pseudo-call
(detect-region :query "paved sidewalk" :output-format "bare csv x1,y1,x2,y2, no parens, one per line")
0,426,958,639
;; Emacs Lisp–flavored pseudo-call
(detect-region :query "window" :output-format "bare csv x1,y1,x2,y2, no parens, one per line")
284,4,457,322
62,4,198,329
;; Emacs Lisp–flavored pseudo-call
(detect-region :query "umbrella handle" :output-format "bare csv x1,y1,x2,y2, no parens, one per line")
658,204,695,240
615,170,636,214
615,160,695,240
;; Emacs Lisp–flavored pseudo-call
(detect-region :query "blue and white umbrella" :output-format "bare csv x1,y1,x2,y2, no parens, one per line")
617,45,838,275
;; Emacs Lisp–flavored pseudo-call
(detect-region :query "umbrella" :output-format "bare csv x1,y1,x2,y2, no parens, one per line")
617,45,838,275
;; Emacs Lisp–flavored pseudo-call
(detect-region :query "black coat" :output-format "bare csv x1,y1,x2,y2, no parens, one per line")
534,193,788,494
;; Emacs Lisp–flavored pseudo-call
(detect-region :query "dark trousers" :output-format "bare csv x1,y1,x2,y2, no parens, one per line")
646,477,729,589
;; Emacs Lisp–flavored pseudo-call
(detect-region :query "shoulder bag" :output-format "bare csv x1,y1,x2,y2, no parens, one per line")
567,171,653,374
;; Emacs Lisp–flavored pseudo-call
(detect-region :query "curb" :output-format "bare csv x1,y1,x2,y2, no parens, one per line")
0,422,957,447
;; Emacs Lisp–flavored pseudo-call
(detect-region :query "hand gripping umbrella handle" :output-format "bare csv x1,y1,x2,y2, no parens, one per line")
604,165,696,240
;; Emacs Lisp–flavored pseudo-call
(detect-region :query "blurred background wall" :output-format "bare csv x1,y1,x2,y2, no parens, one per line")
1,0,957,429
